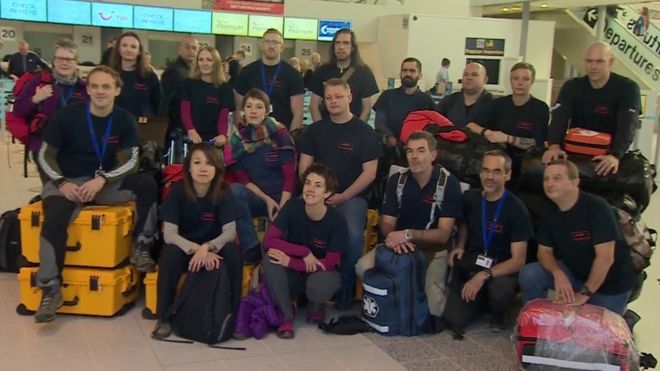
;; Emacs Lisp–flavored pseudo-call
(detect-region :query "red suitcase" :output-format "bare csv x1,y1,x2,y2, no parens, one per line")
516,299,637,371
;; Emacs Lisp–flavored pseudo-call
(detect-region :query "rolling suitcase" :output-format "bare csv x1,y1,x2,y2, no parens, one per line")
516,299,637,371
19,202,134,268
17,265,139,317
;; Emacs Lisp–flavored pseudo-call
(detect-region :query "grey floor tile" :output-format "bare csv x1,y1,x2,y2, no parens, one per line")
379,340,440,363
402,357,464,371
448,354,518,371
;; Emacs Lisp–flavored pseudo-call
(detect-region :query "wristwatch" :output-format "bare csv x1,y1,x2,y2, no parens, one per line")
403,229,413,242
579,285,594,297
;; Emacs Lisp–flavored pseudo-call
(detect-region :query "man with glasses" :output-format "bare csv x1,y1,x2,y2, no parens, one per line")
442,150,532,336
542,42,641,176
13,39,89,184
7,40,49,80
310,29,379,123
234,28,304,131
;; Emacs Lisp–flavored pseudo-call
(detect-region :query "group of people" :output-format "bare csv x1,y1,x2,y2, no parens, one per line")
9,25,643,345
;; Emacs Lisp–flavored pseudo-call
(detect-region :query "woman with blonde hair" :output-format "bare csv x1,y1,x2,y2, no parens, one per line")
181,46,235,146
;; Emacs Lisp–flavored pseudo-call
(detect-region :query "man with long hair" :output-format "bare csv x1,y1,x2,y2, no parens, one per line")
309,29,379,123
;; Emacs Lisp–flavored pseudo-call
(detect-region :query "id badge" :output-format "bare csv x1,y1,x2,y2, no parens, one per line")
269,104,274,114
476,254,493,269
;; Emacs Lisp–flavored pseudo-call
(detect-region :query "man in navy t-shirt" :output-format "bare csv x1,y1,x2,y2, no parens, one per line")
356,130,462,322
34,66,159,323
299,78,382,310
443,150,533,335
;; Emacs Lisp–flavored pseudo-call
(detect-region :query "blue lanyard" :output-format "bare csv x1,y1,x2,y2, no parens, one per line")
85,102,113,170
59,85,75,107
260,61,282,97
481,190,507,255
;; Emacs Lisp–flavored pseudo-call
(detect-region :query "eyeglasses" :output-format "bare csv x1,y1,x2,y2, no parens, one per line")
262,40,282,46
54,56,76,63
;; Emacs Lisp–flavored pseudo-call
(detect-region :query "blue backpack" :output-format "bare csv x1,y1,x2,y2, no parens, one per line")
362,245,430,336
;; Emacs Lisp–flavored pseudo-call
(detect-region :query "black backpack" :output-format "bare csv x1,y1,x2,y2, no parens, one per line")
0,208,22,272
167,266,234,344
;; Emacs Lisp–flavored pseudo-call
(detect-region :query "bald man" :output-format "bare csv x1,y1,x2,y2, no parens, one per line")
7,40,48,79
543,42,641,176
437,62,493,128
160,37,199,153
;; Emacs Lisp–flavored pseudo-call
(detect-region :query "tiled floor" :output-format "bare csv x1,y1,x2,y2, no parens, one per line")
0,135,658,371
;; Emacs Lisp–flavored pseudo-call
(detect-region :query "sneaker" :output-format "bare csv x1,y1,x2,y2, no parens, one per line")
151,321,172,340
131,236,156,272
306,307,325,325
34,283,63,323
276,320,295,339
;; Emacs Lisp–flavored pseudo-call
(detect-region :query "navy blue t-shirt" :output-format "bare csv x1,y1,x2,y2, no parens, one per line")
462,189,533,262
474,95,549,148
43,101,139,178
272,198,348,259
115,69,162,118
230,145,294,202
536,191,636,294
373,87,435,140
181,78,235,141
160,183,244,244
381,167,463,230
299,116,382,195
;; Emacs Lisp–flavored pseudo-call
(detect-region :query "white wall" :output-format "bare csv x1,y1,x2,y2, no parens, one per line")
403,15,555,96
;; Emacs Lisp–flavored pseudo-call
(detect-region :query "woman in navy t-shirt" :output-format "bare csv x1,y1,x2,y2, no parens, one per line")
224,88,296,262
181,47,235,146
152,143,243,340
258,163,347,339
110,32,162,119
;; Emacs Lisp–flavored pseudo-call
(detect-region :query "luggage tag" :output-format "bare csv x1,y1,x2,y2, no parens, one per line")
476,254,493,269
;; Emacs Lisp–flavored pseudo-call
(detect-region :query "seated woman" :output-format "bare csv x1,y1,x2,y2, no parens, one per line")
182,46,235,146
467,62,549,153
224,88,296,262
261,163,347,339
152,143,243,339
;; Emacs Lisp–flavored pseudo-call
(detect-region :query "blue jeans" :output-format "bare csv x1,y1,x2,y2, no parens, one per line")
335,197,368,293
519,261,631,315
230,183,268,252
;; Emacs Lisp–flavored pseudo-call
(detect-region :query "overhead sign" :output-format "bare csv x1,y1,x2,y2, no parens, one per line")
48,0,91,26
134,6,173,32
248,15,283,37
91,2,133,28
173,9,211,34
465,38,505,56
208,0,284,16
1,0,47,22
318,19,351,41
284,17,318,41
212,12,248,36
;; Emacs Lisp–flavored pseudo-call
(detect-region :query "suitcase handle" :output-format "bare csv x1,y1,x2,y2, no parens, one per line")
62,296,79,307
66,243,82,252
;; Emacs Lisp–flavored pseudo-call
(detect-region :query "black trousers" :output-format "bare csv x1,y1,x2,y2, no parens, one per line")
442,259,518,332
156,242,243,319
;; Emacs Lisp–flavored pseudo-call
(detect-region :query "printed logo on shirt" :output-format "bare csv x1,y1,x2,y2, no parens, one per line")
594,105,609,115
422,195,435,205
310,237,327,249
517,121,533,130
206,96,220,105
72,92,85,100
571,230,591,241
266,78,281,88
338,141,353,151
265,151,280,163
132,83,148,91
106,134,120,144
200,212,215,222
485,221,504,234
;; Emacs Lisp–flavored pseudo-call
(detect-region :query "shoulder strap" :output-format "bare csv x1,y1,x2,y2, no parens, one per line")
426,167,450,229
396,168,409,209
341,66,356,83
